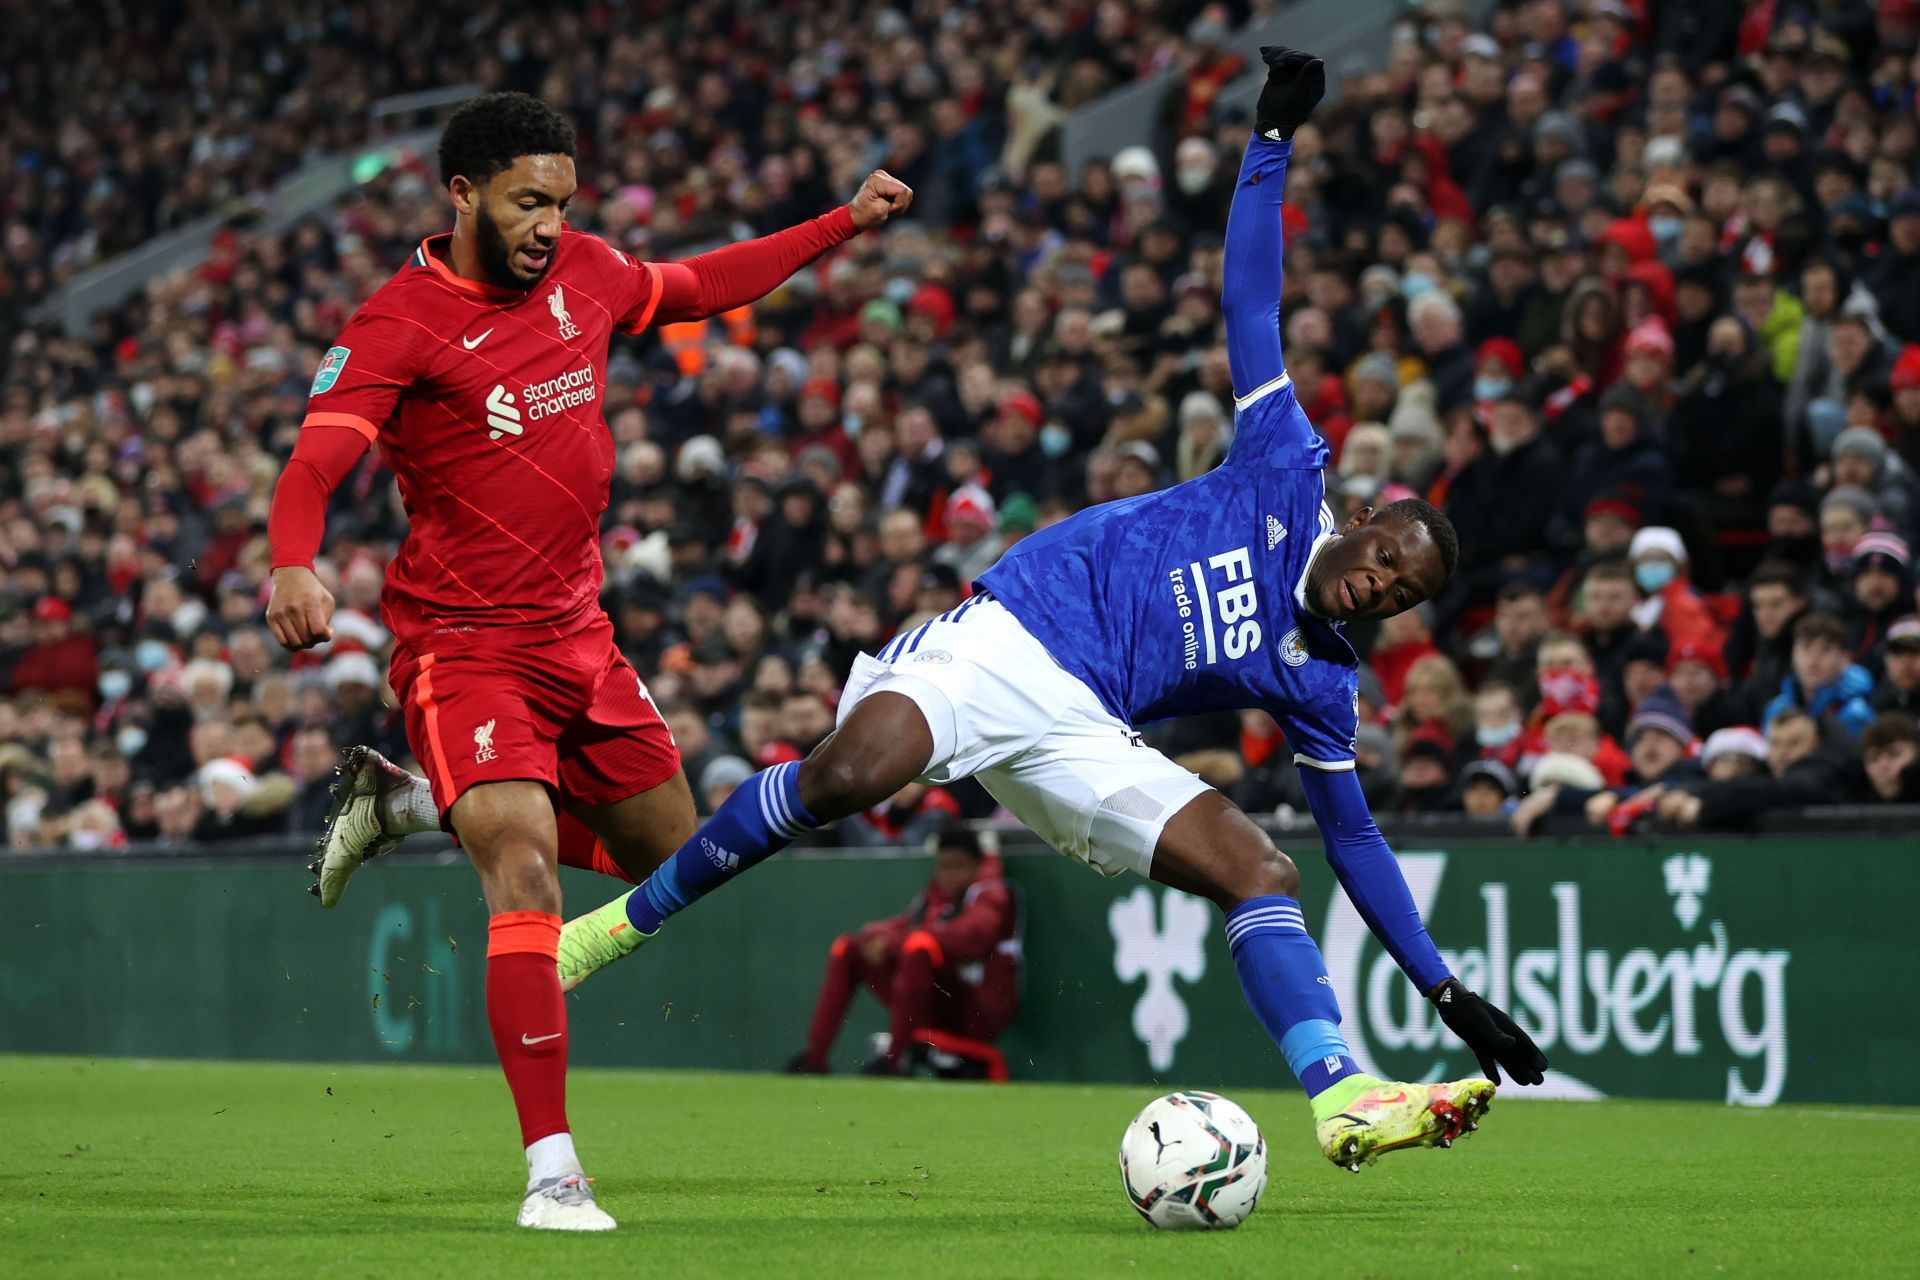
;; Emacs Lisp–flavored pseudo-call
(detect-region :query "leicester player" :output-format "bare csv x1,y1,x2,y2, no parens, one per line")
558,48,1549,1170
265,92,910,1229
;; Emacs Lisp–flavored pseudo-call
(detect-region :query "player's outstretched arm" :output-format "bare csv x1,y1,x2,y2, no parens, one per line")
649,171,913,325
266,426,368,650
1297,766,1548,1086
1220,46,1323,398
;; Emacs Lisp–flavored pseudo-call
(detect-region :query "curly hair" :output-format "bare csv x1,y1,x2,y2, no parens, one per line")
438,92,576,188
1379,497,1460,581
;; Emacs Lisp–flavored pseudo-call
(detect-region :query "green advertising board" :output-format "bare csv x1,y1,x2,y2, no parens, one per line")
1,837,1914,1106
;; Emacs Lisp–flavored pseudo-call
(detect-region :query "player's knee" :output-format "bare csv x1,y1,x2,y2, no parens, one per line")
1224,839,1298,902
901,929,944,967
798,751,889,821
478,838,561,914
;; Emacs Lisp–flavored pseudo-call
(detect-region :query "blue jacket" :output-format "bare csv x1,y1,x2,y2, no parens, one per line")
1763,663,1877,740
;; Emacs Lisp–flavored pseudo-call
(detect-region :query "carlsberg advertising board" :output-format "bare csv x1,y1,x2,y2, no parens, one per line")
2,837,1913,1104
1073,837,1917,1106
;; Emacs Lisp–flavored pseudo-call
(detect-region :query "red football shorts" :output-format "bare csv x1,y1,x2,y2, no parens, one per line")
389,620,680,819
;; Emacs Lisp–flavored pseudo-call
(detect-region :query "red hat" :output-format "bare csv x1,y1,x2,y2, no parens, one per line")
944,482,998,528
998,390,1043,426
1474,337,1524,380
1600,217,1658,264
907,284,957,336
33,596,73,624
1893,345,1920,392
801,377,841,409
1584,495,1643,527
1624,319,1675,360
1666,638,1728,682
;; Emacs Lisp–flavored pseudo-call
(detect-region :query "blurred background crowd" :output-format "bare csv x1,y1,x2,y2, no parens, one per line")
6,0,1920,853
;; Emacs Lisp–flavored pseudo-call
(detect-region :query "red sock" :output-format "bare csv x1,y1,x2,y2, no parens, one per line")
486,911,570,1147
555,813,636,883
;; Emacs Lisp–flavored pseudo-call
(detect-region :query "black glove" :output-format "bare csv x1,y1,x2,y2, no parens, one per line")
1255,45,1326,141
1429,978,1549,1086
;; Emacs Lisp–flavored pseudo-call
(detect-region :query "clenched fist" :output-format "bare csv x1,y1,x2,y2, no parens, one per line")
266,565,336,651
848,170,914,231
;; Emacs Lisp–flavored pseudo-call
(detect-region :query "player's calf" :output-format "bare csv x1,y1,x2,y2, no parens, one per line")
796,691,934,820
1148,791,1299,911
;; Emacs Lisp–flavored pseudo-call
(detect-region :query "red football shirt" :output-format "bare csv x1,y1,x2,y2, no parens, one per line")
301,230,664,650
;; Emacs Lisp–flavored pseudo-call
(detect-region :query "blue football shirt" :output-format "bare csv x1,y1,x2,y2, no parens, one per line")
977,373,1361,770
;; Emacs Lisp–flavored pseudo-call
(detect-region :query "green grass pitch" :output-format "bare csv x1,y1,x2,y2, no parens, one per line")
3,1056,1916,1278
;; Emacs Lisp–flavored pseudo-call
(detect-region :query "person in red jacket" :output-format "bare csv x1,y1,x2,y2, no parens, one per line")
8,597,98,704
788,827,1020,1077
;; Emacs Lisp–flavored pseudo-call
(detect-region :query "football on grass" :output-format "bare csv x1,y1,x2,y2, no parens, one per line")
1118,1090,1267,1230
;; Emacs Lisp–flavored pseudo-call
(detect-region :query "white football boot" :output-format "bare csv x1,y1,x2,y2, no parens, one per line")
517,1173,618,1231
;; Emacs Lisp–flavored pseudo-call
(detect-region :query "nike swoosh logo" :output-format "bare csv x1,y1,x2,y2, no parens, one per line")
521,1032,562,1046
462,329,494,350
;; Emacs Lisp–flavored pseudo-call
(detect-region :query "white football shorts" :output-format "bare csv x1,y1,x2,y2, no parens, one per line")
836,596,1211,877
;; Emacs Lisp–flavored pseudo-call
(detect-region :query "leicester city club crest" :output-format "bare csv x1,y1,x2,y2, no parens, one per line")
1280,627,1309,667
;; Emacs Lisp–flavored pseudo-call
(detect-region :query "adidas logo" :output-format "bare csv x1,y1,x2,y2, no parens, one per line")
700,836,738,871
485,384,523,440
1267,515,1286,550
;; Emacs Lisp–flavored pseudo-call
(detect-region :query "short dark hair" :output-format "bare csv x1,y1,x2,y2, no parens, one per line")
1379,498,1459,581
1497,580,1544,605
1861,711,1920,756
1768,705,1815,734
1585,559,1637,588
937,826,985,859
438,92,576,188
1748,560,1808,597
1792,611,1849,650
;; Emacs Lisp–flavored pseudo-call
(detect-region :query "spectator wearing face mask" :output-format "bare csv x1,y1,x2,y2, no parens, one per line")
1817,486,1877,591
1627,526,1723,652
1471,680,1526,769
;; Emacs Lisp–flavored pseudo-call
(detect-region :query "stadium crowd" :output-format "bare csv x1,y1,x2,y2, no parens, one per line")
6,0,1920,852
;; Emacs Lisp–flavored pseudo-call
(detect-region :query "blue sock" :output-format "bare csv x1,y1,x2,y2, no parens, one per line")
626,761,818,934
1225,895,1361,1098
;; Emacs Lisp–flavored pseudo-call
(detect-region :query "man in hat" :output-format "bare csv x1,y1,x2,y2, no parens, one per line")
932,483,1002,586
1846,532,1914,658
1872,616,1920,715
7,596,98,702
561,49,1543,1173
1458,759,1518,817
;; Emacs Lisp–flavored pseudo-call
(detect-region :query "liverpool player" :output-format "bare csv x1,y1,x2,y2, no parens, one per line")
266,92,910,1230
